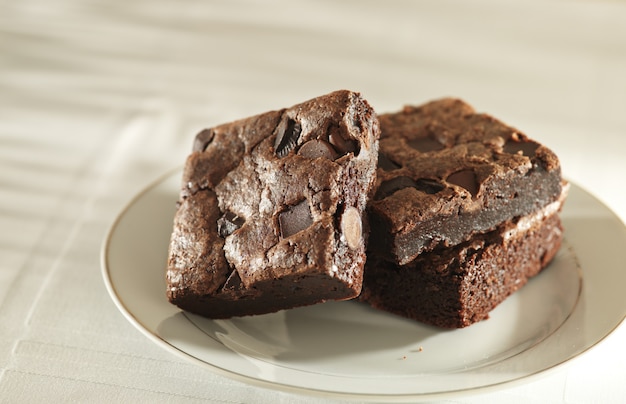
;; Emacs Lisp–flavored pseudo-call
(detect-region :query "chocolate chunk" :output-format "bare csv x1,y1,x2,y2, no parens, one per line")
329,129,358,155
340,207,362,250
378,153,400,171
415,178,445,195
193,129,215,152
409,136,444,153
374,176,418,200
503,138,540,157
279,200,313,238
446,169,479,197
274,118,302,157
217,211,244,237
297,139,338,160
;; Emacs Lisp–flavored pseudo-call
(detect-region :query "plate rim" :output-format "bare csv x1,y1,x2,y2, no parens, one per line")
100,168,626,402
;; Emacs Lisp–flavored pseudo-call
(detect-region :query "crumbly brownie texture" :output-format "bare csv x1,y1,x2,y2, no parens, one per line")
360,192,567,328
369,98,563,265
166,90,380,318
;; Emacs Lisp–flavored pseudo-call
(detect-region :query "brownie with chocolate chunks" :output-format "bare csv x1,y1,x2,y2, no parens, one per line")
360,97,567,328
368,98,563,266
166,90,380,318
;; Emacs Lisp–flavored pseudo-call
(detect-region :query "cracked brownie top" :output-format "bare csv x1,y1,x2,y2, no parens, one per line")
166,90,379,318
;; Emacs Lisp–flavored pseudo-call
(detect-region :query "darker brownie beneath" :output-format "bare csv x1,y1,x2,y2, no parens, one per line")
166,90,380,318
360,200,565,328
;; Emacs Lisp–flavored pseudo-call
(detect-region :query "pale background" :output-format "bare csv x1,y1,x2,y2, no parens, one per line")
1,0,625,403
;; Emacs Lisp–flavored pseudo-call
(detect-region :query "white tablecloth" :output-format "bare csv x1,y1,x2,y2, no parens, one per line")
1,0,625,402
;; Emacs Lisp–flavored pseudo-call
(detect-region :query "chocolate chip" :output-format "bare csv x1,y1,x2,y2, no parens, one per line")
328,130,358,155
446,169,479,198
340,207,362,250
415,178,445,194
374,176,418,200
378,154,400,171
217,211,244,237
408,136,444,153
279,200,313,238
488,136,506,149
503,138,539,157
193,129,215,152
297,139,338,160
375,176,444,200
274,118,302,158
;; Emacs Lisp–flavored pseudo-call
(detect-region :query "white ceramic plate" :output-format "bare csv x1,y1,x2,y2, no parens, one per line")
101,168,626,402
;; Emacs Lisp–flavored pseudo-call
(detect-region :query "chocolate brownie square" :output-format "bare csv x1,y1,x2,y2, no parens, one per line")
166,90,380,318
369,98,563,265
360,98,567,327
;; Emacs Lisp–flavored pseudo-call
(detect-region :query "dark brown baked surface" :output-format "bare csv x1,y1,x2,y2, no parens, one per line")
369,98,563,265
360,195,566,328
166,90,380,318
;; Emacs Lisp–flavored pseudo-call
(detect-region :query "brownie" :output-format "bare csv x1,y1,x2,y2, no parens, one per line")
360,98,567,327
368,98,563,265
360,192,566,328
166,90,380,318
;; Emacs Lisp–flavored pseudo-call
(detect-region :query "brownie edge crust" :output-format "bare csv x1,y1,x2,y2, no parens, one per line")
166,90,380,319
